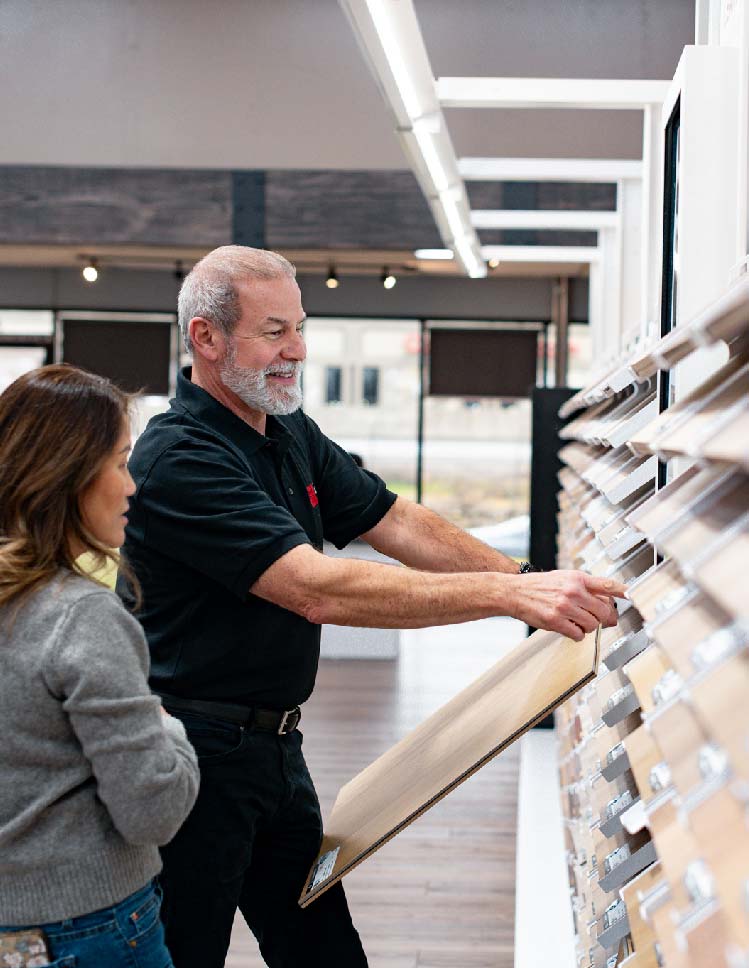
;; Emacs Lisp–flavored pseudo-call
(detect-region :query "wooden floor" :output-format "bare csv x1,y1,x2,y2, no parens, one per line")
226,618,524,968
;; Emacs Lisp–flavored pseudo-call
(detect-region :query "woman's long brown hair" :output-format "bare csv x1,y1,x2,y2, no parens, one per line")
0,364,135,610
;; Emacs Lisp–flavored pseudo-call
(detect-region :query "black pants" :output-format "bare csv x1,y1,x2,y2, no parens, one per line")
159,711,368,968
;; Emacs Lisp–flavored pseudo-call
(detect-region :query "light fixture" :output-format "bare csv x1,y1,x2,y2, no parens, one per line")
381,267,396,289
325,266,339,289
339,0,486,278
488,258,500,269
414,248,454,260
363,0,423,118
82,258,98,283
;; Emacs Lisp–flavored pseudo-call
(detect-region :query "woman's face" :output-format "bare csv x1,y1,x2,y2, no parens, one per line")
79,427,136,550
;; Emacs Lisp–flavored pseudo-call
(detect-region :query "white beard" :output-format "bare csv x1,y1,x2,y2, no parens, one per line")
220,341,303,415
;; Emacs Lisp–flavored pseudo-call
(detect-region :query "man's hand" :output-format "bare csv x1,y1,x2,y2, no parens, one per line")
507,571,626,642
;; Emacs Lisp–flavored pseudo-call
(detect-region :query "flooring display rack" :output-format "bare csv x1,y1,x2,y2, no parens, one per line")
555,275,749,968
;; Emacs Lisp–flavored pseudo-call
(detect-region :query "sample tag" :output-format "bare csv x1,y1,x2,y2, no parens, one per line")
307,846,340,892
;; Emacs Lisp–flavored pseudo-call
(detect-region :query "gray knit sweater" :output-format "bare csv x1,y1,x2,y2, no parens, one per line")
0,573,200,924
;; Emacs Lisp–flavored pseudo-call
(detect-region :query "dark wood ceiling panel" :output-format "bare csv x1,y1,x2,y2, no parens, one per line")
466,181,617,210
477,229,598,247
265,170,442,250
0,166,232,246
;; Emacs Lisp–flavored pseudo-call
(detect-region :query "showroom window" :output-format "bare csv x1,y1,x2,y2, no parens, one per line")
325,365,342,404
362,366,380,406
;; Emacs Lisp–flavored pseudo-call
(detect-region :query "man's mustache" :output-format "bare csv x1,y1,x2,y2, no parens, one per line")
265,364,301,378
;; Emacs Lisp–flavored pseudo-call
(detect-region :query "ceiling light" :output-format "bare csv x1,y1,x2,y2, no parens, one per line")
364,0,423,118
440,191,468,245
412,121,450,194
414,248,454,260
488,258,500,269
381,267,396,289
453,235,485,278
82,258,98,283
325,266,339,289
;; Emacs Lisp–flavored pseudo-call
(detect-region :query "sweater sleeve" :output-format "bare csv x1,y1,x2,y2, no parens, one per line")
43,591,200,846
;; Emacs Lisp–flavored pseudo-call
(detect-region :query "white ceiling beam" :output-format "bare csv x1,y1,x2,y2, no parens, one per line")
437,77,672,110
481,245,601,264
338,0,485,277
459,157,643,182
471,209,619,231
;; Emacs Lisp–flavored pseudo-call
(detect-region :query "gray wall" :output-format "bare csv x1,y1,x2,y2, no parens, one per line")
0,266,589,322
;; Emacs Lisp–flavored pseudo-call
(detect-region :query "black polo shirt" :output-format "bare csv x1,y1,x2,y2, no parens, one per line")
119,367,396,709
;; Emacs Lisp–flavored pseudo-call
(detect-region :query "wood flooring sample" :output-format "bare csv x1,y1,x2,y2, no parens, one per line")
301,625,600,906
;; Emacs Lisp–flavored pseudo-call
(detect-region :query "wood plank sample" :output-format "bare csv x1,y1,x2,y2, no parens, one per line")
692,521,749,620
625,464,718,540
624,645,673,715
621,862,663,962
624,725,663,802
690,652,749,780
657,358,749,458
627,558,686,622
647,591,731,679
687,787,749,949
658,471,749,568
300,626,601,906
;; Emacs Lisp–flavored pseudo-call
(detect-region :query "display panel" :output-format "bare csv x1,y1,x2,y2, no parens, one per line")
63,318,172,395
429,328,538,398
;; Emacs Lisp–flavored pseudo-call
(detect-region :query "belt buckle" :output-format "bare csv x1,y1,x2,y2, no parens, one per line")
277,706,300,735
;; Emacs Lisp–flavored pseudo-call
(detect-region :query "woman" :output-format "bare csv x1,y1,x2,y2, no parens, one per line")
0,365,200,968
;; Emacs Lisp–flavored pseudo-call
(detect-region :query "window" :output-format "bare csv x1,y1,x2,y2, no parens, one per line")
362,366,379,406
325,366,342,404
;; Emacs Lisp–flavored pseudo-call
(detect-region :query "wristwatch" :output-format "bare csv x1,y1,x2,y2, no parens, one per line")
518,560,539,574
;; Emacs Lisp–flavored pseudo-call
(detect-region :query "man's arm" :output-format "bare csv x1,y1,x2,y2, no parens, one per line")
361,495,520,574
250,544,626,642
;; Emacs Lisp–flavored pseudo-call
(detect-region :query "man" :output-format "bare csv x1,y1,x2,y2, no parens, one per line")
120,245,624,968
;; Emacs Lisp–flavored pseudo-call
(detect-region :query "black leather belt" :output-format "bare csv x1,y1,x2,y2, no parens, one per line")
157,693,301,735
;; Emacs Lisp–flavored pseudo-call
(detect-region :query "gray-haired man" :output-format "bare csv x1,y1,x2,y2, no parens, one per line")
120,245,623,967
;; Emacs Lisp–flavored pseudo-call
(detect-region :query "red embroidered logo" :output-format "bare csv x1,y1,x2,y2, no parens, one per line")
306,484,319,508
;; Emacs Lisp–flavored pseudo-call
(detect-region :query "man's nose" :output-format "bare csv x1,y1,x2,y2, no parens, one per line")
282,331,306,361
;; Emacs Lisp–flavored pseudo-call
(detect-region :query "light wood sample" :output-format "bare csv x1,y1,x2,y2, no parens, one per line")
691,521,749,620
300,626,601,906
627,558,686,622
647,591,731,679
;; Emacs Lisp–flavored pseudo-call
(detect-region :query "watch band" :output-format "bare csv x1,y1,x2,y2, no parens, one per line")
518,560,540,574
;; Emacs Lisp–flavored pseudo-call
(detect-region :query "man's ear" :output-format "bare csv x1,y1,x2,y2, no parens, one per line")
189,317,223,363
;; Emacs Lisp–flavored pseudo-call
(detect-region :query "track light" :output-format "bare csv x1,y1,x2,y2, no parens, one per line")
325,266,339,289
414,248,454,260
82,258,98,283
381,267,396,289
488,258,500,269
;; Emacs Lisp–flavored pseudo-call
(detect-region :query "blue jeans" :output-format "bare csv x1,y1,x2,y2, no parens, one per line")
0,881,173,968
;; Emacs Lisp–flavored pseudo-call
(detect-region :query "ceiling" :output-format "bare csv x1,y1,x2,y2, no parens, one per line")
0,0,695,279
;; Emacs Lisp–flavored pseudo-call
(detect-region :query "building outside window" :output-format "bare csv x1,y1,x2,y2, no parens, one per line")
362,366,379,406
325,365,342,404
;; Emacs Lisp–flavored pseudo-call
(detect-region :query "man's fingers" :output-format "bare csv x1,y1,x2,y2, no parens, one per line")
591,593,619,627
566,605,600,634
556,619,585,642
574,593,612,627
582,575,628,599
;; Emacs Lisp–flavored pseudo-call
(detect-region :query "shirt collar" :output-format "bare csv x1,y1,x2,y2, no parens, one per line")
174,366,292,457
